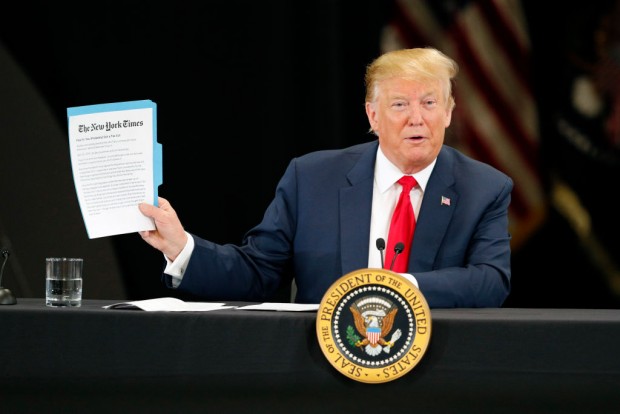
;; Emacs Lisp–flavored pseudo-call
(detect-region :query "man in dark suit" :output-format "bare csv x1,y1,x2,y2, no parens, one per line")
138,47,513,308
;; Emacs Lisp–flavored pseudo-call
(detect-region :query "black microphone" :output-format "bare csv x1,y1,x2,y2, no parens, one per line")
376,238,386,268
389,242,405,271
0,248,16,305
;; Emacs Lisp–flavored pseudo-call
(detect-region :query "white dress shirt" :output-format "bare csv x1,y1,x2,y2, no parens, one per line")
367,147,435,268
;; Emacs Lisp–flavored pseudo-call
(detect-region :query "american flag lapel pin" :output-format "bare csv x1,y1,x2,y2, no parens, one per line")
441,196,451,206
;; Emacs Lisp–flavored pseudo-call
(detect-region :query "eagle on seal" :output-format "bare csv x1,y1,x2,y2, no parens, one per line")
350,306,400,356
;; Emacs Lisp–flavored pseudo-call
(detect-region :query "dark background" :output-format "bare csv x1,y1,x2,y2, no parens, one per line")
1,0,619,308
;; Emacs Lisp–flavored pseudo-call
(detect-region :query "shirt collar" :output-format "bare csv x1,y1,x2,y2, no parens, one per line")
375,146,437,193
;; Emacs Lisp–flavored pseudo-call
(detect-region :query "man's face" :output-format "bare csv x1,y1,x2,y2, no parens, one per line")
366,77,452,174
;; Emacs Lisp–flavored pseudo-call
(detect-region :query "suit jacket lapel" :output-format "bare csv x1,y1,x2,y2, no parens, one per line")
410,147,458,271
339,141,378,274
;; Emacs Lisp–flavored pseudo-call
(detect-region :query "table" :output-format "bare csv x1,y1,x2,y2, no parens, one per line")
1,299,619,413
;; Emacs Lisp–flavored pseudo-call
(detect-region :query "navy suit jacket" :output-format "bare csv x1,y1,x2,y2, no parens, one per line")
173,140,513,308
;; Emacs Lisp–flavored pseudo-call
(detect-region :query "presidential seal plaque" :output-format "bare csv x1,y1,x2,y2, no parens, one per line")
316,268,432,384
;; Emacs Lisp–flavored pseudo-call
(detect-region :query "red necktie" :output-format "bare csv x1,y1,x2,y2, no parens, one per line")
385,176,417,272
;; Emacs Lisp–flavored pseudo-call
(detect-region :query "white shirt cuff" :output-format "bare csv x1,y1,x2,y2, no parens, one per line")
163,232,195,287
399,272,419,288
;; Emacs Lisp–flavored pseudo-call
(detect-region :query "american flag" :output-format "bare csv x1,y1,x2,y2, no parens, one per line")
381,0,546,249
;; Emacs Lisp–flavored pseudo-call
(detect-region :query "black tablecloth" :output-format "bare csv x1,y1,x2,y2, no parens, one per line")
1,299,619,413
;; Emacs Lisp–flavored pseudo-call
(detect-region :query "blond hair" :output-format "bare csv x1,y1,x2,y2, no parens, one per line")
365,47,458,110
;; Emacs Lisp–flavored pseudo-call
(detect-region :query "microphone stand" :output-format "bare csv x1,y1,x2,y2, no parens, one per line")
389,242,405,271
376,238,385,269
0,249,16,305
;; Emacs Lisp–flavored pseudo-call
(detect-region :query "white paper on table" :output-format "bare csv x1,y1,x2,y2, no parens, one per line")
103,297,234,312
235,302,319,312
67,100,162,239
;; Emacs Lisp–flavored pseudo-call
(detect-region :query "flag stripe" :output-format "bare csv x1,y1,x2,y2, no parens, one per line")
478,0,530,77
446,16,539,165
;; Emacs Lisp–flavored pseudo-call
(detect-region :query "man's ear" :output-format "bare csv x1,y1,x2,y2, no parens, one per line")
444,106,453,128
365,102,378,132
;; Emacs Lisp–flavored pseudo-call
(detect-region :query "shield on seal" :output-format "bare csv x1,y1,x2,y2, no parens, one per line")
366,326,381,345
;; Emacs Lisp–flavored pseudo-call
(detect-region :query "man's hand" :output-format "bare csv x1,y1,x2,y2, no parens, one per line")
138,197,188,261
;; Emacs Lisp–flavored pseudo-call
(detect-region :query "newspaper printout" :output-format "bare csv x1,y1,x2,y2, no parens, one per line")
67,100,162,238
